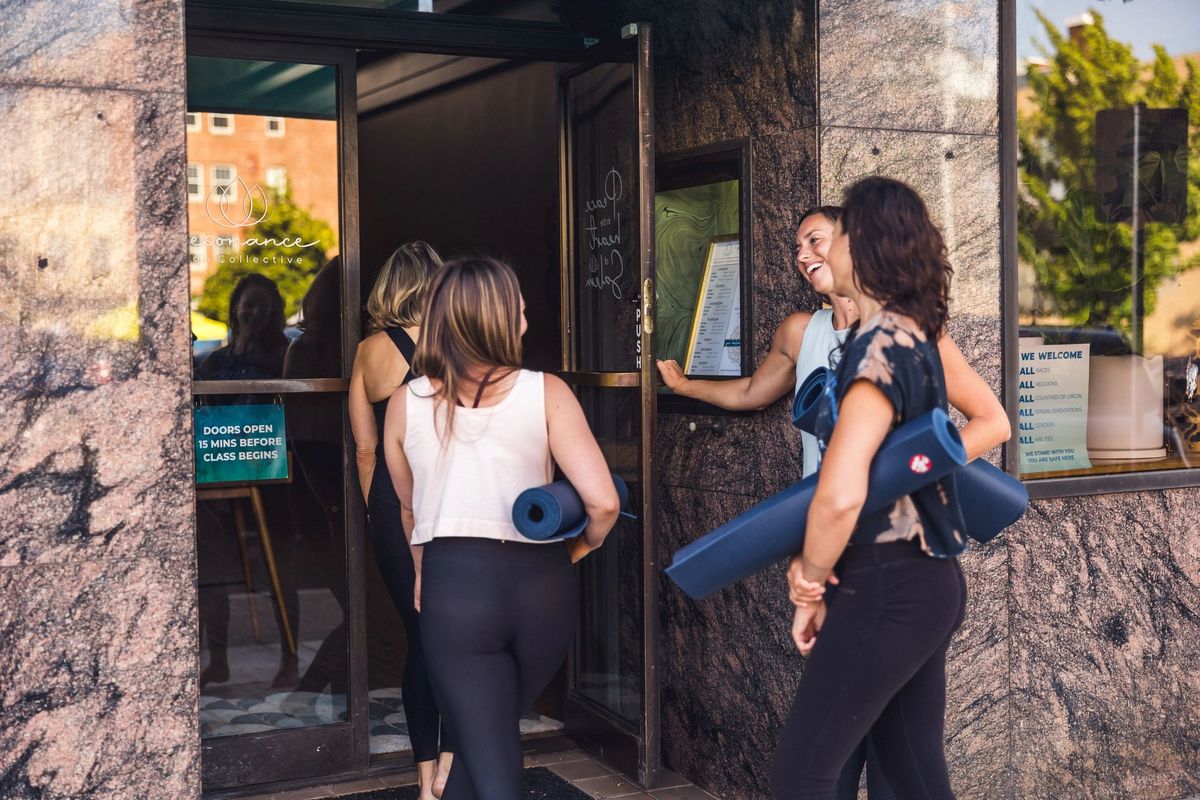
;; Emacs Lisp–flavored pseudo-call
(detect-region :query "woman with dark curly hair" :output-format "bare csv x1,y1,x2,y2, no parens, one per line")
770,177,1006,799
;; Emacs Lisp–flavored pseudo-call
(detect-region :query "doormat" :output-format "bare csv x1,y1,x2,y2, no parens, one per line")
334,766,592,799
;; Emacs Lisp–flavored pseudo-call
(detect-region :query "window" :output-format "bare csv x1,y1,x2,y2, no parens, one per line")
211,164,236,201
265,166,288,194
187,164,204,202
208,113,234,135
265,116,285,137
186,112,201,133
188,234,207,272
214,235,237,264
1011,5,1200,484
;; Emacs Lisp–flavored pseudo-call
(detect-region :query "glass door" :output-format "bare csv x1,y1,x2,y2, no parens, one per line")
186,41,366,789
558,24,660,788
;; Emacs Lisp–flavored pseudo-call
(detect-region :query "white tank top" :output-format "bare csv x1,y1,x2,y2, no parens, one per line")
795,309,851,478
404,369,554,545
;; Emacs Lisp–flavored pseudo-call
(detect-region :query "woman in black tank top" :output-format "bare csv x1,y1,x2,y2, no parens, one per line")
349,242,453,800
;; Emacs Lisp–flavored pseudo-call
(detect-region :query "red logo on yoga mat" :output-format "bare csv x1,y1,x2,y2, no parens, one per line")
909,454,932,474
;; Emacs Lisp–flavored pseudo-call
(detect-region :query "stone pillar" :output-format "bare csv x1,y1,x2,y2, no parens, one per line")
816,0,1007,794
0,2,200,798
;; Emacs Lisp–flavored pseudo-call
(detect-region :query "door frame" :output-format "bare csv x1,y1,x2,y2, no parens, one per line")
185,4,659,792
555,24,660,788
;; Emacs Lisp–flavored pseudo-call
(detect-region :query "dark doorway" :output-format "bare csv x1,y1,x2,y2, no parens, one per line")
357,53,562,370
356,50,565,757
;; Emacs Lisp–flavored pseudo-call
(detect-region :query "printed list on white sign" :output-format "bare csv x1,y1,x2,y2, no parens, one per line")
1017,339,1092,473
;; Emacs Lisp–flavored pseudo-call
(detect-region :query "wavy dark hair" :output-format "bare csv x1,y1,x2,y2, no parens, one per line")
840,177,952,340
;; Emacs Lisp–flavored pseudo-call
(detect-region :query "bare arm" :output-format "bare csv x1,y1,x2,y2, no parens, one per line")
544,374,621,562
799,380,895,583
382,388,422,603
348,344,376,505
939,335,1012,461
655,313,811,411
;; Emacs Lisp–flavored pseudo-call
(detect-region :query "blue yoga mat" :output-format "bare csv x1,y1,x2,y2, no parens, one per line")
791,366,831,434
954,459,1028,544
512,474,631,541
791,367,1027,545
665,408,966,600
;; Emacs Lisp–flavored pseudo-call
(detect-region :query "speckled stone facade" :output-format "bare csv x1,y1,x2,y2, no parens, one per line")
1,2,1196,800
0,2,199,798
641,0,1200,798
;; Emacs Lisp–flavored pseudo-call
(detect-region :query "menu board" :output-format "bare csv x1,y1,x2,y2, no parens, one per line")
684,238,741,377
1017,339,1092,472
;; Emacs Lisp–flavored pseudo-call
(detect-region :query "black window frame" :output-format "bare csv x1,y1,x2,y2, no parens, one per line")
1000,0,1200,499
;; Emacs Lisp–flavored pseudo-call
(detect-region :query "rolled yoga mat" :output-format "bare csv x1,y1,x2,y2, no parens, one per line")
791,366,831,434
791,367,1028,544
512,473,630,541
666,408,965,600
953,459,1028,544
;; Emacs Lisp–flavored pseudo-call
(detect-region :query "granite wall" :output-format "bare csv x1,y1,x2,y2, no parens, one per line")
817,1,1010,797
0,2,200,799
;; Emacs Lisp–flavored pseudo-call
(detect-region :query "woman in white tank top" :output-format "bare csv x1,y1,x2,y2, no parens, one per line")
382,257,619,800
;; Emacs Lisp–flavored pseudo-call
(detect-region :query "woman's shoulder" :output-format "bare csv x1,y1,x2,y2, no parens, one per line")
860,310,926,346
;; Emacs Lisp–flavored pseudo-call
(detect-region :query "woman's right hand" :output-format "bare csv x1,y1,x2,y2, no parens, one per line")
791,600,826,655
655,359,689,394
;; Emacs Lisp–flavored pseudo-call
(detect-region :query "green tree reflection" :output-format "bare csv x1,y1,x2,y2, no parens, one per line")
1019,9,1200,339
198,187,336,324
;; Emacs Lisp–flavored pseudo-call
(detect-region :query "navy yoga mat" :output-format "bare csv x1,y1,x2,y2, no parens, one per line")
665,408,966,600
791,367,1028,544
954,459,1028,544
512,474,630,541
791,366,831,434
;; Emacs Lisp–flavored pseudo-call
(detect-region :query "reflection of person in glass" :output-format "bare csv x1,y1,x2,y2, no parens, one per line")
383,258,619,800
658,206,1009,799
348,242,454,798
196,273,298,689
283,259,348,698
196,273,289,381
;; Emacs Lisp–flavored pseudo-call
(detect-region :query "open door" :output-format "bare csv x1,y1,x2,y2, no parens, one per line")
557,23,660,789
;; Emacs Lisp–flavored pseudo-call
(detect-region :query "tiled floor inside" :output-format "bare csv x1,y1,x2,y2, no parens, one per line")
247,749,719,799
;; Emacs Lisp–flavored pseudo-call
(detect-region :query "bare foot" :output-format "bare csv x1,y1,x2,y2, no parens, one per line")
433,752,453,798
416,760,437,800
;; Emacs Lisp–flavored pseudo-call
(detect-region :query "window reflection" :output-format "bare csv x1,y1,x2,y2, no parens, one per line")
186,96,340,377
1016,5,1200,478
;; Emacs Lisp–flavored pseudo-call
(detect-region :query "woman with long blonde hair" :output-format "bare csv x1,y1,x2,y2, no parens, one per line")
349,241,452,799
383,257,619,799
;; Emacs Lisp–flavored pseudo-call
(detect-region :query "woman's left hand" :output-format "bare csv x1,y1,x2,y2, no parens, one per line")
791,600,826,655
787,555,837,606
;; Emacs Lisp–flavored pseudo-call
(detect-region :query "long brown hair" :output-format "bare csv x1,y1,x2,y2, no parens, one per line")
412,257,524,439
841,177,953,339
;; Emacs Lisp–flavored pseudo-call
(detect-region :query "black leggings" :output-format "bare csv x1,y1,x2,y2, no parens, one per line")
368,468,453,762
420,537,578,800
771,542,966,800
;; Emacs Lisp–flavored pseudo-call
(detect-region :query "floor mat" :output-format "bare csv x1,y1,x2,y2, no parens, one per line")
334,766,591,799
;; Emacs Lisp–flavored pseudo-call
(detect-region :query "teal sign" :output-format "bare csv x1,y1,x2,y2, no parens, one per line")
194,404,288,484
